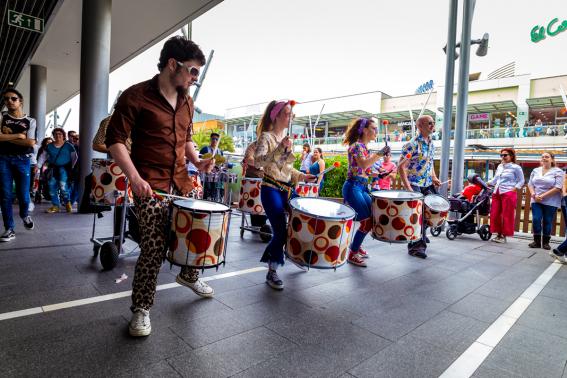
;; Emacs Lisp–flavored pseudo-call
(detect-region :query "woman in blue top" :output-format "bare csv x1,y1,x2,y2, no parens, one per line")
38,128,77,213
308,147,325,193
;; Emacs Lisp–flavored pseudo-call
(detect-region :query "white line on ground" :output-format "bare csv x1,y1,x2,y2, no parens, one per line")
0,266,267,322
439,261,563,378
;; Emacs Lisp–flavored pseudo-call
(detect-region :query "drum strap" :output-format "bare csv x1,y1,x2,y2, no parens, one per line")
262,175,293,198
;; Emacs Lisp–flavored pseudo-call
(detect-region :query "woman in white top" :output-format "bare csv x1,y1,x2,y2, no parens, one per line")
299,143,312,173
528,152,564,250
487,148,525,243
551,171,567,263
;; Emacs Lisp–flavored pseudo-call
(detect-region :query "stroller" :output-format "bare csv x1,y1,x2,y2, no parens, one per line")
445,174,492,241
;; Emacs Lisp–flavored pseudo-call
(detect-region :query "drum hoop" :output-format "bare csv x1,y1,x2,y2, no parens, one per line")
289,204,356,221
370,190,424,201
424,194,450,212
172,199,230,213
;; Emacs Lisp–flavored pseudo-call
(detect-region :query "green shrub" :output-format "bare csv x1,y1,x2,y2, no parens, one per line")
294,154,350,198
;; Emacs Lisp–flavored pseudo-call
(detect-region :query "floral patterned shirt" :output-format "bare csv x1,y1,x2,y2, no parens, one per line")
254,131,302,188
400,134,435,187
347,142,373,179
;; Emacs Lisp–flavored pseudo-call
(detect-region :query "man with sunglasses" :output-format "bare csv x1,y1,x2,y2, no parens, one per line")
105,36,215,337
0,89,36,242
398,115,441,259
200,132,233,200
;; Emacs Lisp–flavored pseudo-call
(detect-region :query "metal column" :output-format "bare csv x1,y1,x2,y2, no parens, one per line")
439,0,458,197
451,0,474,195
78,0,112,197
29,65,47,140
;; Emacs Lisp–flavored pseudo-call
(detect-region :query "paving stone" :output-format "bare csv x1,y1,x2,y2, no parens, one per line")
481,325,567,378
115,360,183,377
167,327,295,377
448,292,514,323
348,335,454,378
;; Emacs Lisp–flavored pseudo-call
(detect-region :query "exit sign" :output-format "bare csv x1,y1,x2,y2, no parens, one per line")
7,10,44,33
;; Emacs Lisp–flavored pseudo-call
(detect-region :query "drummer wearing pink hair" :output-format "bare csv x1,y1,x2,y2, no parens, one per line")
342,117,390,267
254,100,316,290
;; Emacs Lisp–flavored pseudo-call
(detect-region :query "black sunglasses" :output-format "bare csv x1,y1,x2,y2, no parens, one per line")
428,121,435,126
4,96,19,102
500,153,509,157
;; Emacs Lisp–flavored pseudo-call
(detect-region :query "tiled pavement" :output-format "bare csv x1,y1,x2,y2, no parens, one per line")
1,204,566,377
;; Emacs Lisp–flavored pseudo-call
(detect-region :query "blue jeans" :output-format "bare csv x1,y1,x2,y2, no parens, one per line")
260,185,297,267
558,198,567,253
0,155,31,231
531,202,557,236
48,166,70,207
342,177,372,252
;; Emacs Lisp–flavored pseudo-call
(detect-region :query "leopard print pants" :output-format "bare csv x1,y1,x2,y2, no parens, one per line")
131,195,199,311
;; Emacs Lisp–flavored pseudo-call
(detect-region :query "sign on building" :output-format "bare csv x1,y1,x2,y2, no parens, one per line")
469,113,490,122
7,10,44,33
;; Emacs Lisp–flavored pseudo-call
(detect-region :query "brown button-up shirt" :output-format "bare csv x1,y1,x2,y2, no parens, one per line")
105,75,194,194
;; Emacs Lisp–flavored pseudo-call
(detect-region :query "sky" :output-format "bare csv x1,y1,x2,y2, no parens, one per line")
51,0,567,131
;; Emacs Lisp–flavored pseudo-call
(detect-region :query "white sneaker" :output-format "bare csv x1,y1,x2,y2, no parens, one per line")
28,202,34,212
491,235,506,244
176,275,214,298
129,308,151,337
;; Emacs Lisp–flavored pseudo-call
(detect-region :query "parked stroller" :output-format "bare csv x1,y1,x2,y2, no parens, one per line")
445,174,492,241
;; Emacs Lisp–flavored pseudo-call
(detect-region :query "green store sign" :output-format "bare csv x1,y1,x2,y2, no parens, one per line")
531,17,567,43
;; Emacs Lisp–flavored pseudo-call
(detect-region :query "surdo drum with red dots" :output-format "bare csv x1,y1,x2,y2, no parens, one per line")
371,190,424,243
239,178,264,214
90,158,132,205
423,194,450,228
286,197,356,269
295,182,319,197
167,199,231,269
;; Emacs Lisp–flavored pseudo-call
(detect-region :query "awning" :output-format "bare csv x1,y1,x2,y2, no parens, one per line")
438,100,517,113
225,109,373,127
377,109,436,121
526,96,566,109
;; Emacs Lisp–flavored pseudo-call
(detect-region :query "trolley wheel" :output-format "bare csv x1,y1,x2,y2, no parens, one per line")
430,226,442,237
99,241,119,270
93,245,100,258
259,224,273,243
127,211,141,244
446,225,458,240
478,224,492,241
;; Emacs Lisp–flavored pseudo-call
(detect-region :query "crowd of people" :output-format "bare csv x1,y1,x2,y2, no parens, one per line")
2,35,567,340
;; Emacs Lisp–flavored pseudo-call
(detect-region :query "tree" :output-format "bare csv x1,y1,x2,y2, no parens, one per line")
192,128,235,153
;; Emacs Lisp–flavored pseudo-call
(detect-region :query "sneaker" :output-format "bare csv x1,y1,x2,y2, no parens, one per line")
128,308,151,337
46,206,59,213
491,235,506,243
23,216,34,230
357,248,369,259
348,251,367,267
176,275,214,298
408,250,428,259
266,270,284,290
28,202,34,212
550,249,567,264
0,229,15,242
66,202,73,213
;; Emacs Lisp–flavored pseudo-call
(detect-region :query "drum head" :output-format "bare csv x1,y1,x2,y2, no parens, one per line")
290,197,355,219
424,194,450,211
371,190,424,200
173,199,229,212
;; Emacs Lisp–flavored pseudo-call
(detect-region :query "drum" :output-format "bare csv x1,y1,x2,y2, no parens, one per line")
296,182,319,198
424,194,450,228
90,158,131,205
371,190,424,243
286,197,356,269
167,199,231,269
239,178,264,214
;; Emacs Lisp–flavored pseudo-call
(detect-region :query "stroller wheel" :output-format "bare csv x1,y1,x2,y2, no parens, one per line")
478,224,492,241
100,241,119,270
430,226,442,237
446,225,458,240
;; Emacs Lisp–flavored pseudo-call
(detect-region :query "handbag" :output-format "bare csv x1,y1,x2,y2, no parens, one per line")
44,144,64,181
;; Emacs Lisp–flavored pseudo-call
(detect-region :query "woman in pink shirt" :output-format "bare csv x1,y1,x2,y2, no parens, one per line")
371,152,397,190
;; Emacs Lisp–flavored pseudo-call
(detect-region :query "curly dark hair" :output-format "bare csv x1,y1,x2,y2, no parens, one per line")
157,36,206,71
343,118,375,146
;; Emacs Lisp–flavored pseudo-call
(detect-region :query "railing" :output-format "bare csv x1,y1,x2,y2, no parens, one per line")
285,124,567,146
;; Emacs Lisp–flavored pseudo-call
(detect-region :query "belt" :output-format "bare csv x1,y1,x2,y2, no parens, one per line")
262,175,293,198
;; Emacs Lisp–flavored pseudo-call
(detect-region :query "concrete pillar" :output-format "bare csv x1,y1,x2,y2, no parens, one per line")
78,0,112,198
439,0,458,197
451,0,474,195
29,65,47,141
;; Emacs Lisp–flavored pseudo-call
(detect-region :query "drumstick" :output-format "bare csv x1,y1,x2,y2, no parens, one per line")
316,161,341,177
152,191,188,201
